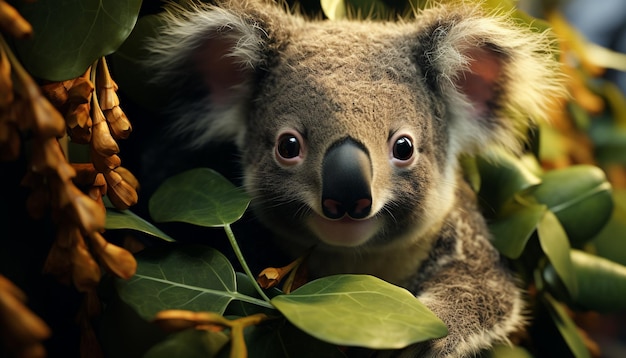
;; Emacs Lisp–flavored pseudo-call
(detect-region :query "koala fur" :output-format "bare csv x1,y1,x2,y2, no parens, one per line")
147,0,564,356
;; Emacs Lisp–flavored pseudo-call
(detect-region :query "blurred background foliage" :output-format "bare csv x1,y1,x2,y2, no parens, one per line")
2,0,626,357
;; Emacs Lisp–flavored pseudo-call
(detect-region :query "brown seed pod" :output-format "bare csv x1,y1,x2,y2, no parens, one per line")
0,46,13,108
88,232,137,279
104,106,132,139
71,230,101,292
104,169,138,210
90,99,119,157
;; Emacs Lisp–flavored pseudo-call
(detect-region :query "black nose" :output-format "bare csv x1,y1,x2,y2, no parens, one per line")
321,138,372,220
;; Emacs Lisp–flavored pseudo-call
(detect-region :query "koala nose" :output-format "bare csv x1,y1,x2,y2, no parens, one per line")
321,139,372,220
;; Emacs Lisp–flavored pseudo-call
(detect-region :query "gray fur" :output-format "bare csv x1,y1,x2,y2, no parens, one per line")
149,1,565,356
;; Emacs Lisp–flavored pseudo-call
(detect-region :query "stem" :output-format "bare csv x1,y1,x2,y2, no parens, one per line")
223,224,272,303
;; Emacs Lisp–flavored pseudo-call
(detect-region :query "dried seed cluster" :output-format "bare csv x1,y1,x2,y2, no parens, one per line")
0,2,140,356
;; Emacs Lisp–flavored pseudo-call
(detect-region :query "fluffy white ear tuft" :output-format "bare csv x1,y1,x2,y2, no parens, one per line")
147,2,269,148
417,5,567,157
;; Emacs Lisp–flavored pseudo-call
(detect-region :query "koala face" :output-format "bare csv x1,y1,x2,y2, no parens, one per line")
242,22,454,249
150,0,563,259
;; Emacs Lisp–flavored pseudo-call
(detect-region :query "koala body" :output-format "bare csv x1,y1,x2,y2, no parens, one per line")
149,1,564,356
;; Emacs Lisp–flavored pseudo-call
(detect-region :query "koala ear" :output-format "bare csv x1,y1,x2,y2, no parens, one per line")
148,2,276,148
416,5,566,156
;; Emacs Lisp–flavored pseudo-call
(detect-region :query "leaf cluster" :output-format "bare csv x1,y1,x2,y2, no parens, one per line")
105,168,448,357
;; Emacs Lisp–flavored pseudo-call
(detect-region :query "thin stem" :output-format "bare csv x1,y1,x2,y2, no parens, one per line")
223,223,272,303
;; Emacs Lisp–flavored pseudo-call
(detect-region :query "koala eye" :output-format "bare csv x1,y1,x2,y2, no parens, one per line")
275,131,305,165
389,133,416,167
392,136,414,160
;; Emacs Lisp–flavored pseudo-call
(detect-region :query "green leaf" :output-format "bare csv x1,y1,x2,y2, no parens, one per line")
149,168,251,227
10,0,142,81
109,14,173,111
591,190,626,265
542,294,592,358
477,149,542,215
548,250,626,313
489,203,547,259
105,208,175,242
533,165,613,246
271,275,447,349
116,245,271,320
537,211,578,300
144,329,230,358
321,0,347,20
241,320,348,358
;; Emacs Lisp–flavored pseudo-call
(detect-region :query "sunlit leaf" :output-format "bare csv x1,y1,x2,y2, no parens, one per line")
149,168,251,227
105,208,175,242
534,165,613,246
271,275,447,349
489,203,546,259
537,211,578,300
321,0,347,20
144,329,229,358
116,245,239,320
542,294,592,358
10,0,142,81
546,249,626,313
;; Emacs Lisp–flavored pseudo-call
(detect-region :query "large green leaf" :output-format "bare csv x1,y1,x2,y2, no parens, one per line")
537,211,578,300
591,190,626,265
545,249,626,313
240,320,348,358
533,165,613,245
149,168,251,227
489,203,547,259
10,0,142,81
105,208,174,242
271,275,447,349
477,150,542,215
116,245,270,320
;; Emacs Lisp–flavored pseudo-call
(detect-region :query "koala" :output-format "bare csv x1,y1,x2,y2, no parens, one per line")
147,0,564,356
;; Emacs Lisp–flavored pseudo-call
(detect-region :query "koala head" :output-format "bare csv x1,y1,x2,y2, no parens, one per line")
150,1,563,255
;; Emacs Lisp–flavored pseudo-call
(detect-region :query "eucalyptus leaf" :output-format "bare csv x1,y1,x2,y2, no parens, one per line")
105,208,175,242
477,149,542,214
144,329,230,358
271,275,447,349
542,294,591,358
149,168,251,227
116,245,270,320
321,0,347,20
489,203,546,259
240,320,348,358
10,0,142,81
591,190,626,265
533,165,613,245
537,211,578,300
545,249,626,313
482,344,533,358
